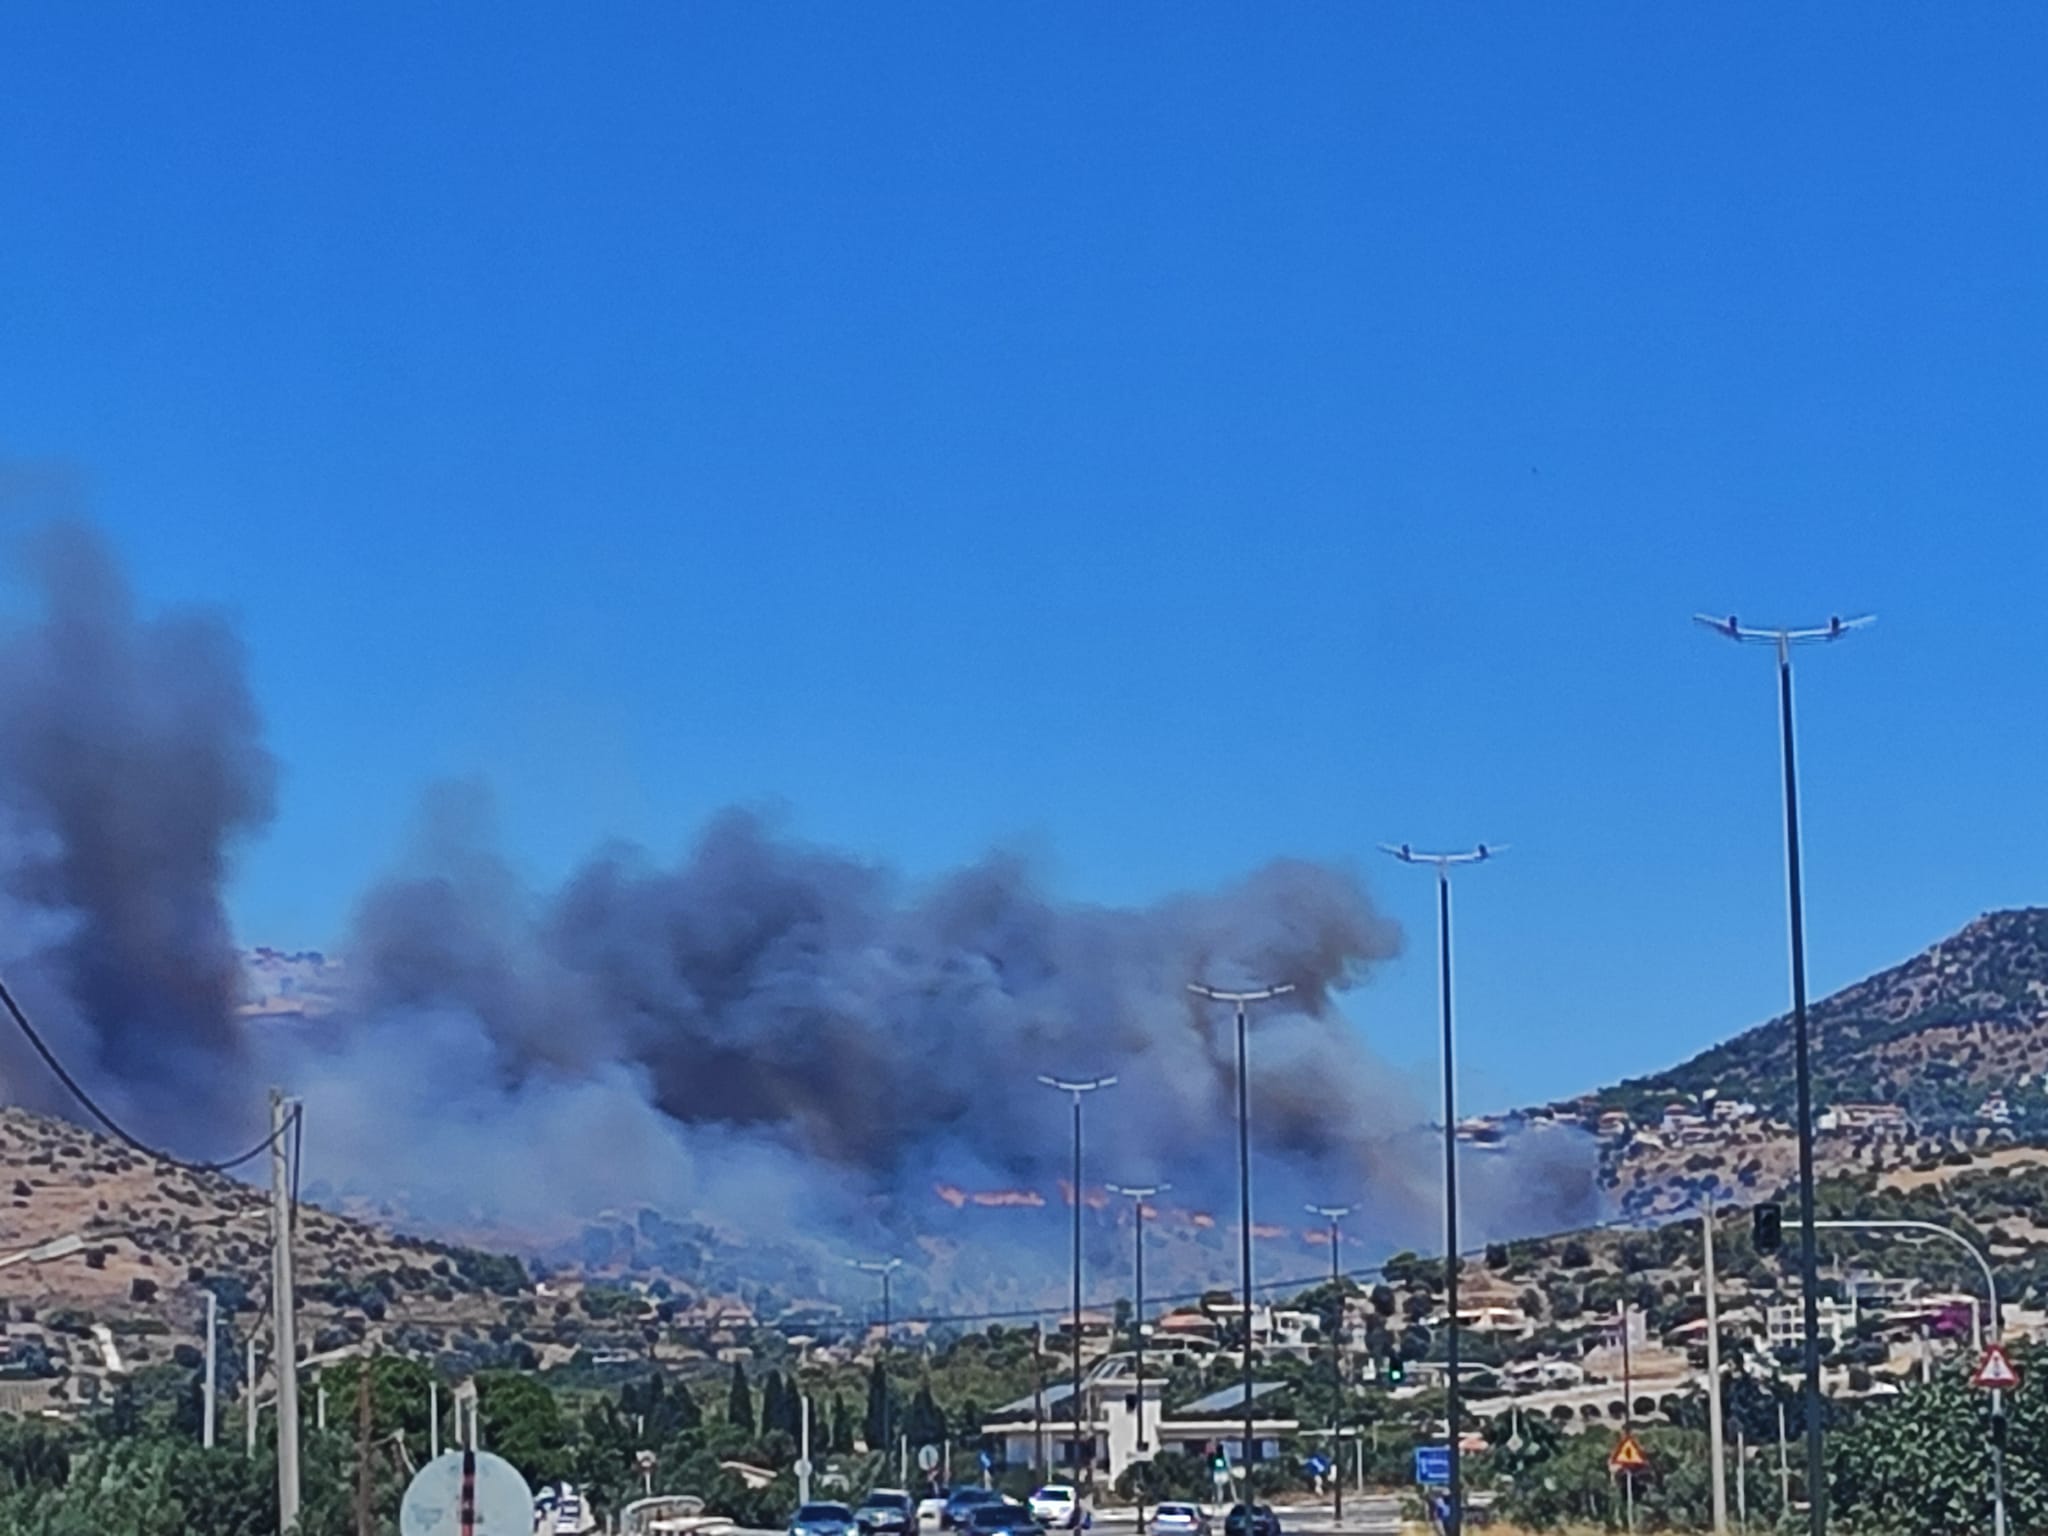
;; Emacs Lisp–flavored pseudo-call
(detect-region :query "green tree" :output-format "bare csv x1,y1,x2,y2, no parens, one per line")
864,1360,894,1453
728,1362,756,1437
831,1392,855,1454
478,1371,573,1486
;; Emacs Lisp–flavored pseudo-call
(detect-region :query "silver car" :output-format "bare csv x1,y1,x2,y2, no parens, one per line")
1151,1506,1210,1536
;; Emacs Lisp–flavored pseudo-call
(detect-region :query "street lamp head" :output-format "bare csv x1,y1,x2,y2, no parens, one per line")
1693,611,1876,646
1381,843,1500,870
1109,1182,1170,1200
1306,1204,1354,1221
1038,1073,1118,1096
848,1257,902,1276
1186,981,1297,1004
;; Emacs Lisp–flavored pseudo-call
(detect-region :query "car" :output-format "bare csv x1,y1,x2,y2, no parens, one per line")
857,1491,917,1535
1151,1506,1210,1536
963,1503,1042,1536
917,1492,952,1530
791,1504,859,1536
1027,1487,1087,1530
942,1488,1005,1530
1222,1506,1280,1536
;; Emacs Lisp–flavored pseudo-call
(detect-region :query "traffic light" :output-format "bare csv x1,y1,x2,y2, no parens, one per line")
1383,1350,1406,1387
1753,1202,1783,1255
1209,1444,1229,1474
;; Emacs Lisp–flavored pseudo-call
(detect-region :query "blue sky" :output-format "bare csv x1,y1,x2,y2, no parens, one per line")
3,5,2045,1111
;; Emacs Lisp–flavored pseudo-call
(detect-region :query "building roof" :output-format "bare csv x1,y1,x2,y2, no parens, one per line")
1177,1381,1288,1416
990,1382,1077,1416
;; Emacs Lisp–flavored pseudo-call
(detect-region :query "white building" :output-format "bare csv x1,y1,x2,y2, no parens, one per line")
1766,1297,1857,1352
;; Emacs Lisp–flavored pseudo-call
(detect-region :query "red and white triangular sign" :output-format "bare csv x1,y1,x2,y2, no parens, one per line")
1973,1344,2022,1391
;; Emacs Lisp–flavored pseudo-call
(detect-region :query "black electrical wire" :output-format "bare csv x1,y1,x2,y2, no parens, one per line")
0,971,295,1174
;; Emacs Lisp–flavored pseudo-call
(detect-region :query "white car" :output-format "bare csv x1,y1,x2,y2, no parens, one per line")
1151,1507,1210,1536
917,1494,950,1530
1028,1487,1088,1530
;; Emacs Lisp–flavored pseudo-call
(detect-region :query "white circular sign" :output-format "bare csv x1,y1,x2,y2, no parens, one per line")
795,1457,814,1477
401,1450,536,1536
918,1446,940,1472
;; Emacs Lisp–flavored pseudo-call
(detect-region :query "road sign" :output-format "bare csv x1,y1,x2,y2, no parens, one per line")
1413,1445,1450,1487
1608,1432,1649,1475
918,1445,941,1472
1974,1344,2022,1391
1304,1454,1330,1478
794,1458,814,1478
400,1450,535,1536
979,1450,993,1470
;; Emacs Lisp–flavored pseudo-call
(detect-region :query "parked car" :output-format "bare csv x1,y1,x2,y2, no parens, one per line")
1027,1487,1087,1530
942,1488,1005,1530
791,1504,859,1536
917,1491,952,1530
964,1503,1042,1536
1151,1506,1210,1536
1222,1506,1280,1536
858,1491,917,1535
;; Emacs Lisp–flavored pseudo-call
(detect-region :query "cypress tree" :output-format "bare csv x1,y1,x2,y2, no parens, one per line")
727,1361,755,1436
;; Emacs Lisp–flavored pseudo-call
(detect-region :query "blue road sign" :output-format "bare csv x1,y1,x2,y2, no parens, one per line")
1304,1455,1330,1478
1414,1446,1451,1487
979,1451,993,1470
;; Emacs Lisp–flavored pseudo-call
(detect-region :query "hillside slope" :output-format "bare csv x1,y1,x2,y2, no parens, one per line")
1605,908,2048,1129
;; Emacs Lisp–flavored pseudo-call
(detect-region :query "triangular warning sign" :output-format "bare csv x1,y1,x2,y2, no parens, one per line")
1609,1431,1649,1474
1973,1344,2022,1391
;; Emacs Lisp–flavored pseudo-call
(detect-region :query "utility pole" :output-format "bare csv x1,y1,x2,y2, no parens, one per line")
1307,1204,1353,1527
1034,1321,1047,1473
355,1358,375,1536
270,1089,302,1534
1187,981,1297,1496
1038,1074,1116,1488
1735,1422,1748,1533
800,1392,814,1504
430,1378,441,1460
1109,1183,1168,1534
246,1335,258,1455
850,1259,902,1471
1775,1400,1790,1515
1697,611,1871,1536
1382,843,1498,1536
1704,1197,1729,1535
202,1290,218,1449
1621,1296,1635,1535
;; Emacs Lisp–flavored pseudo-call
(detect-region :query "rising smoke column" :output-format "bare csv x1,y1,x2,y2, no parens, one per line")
0,513,1601,1288
0,519,276,1150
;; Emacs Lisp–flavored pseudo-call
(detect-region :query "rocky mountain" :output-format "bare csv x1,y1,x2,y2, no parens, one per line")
1601,908,2048,1129
1562,908,2048,1219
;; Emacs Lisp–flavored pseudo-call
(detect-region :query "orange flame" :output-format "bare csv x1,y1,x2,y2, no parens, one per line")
934,1183,1048,1209
935,1184,968,1209
1251,1223,1289,1240
1191,1212,1217,1229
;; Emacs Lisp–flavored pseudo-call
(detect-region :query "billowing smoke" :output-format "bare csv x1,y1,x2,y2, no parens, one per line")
0,520,275,1149
0,516,1600,1304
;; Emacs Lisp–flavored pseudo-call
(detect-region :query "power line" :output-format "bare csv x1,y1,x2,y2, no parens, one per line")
0,971,293,1174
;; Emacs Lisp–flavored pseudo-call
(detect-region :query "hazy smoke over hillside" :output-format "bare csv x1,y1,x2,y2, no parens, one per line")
0,520,1599,1300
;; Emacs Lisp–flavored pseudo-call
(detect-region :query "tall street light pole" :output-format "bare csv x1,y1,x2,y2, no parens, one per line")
1038,1074,1117,1487
1187,981,1296,1496
1307,1204,1354,1527
1108,1182,1169,1534
1697,610,1871,1536
849,1258,903,1468
1382,843,1499,1536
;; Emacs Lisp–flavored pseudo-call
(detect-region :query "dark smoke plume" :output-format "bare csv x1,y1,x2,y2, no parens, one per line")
0,519,275,1148
0,516,1601,1299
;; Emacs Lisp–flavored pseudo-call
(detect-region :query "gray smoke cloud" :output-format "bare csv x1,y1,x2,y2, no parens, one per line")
0,519,275,1149
0,513,1601,1302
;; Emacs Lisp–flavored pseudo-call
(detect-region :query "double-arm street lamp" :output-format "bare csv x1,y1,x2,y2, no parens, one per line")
1107,1181,1169,1533
849,1258,904,1468
1697,611,1871,1536
1186,981,1295,1489
1306,1204,1354,1525
1038,1074,1117,1484
1382,842,1499,1536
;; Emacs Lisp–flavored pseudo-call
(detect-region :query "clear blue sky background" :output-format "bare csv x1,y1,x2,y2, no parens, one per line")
3,6,2044,1112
